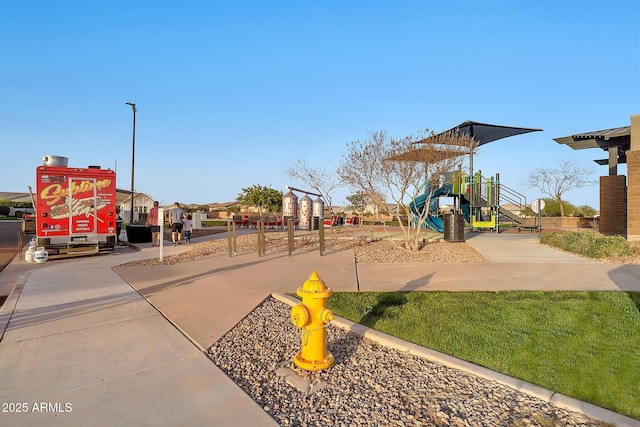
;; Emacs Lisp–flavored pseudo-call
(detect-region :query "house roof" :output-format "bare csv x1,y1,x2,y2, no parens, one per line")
115,189,155,204
0,192,32,202
209,201,239,210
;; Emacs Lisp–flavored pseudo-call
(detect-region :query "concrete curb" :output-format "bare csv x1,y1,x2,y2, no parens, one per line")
0,272,28,343
271,293,640,427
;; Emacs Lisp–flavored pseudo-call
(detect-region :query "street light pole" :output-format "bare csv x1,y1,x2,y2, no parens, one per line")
125,102,136,225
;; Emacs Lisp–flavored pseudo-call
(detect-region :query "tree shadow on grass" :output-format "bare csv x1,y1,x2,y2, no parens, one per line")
358,292,408,328
356,274,435,329
626,292,640,314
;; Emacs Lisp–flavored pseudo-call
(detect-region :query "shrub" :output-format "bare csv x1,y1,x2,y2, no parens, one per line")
0,206,10,216
541,231,633,259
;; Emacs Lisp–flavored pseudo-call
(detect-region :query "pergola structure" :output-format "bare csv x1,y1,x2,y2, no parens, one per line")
554,114,640,240
554,126,631,176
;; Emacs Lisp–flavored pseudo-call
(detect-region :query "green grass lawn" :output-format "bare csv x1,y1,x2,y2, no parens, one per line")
326,291,640,420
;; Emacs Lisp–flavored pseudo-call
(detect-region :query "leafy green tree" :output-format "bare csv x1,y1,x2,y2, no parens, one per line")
537,197,575,217
525,198,596,217
574,204,598,217
346,191,370,215
236,185,283,215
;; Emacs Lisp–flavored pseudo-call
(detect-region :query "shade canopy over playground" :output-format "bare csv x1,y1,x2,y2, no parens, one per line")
414,120,543,176
416,120,543,147
554,125,631,175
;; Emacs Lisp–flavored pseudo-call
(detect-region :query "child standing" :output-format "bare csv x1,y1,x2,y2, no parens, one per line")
184,214,193,245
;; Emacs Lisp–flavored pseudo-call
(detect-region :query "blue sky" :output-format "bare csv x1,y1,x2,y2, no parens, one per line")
1,0,638,209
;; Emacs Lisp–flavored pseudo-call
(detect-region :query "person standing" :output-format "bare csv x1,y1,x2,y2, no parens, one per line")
146,200,160,246
184,214,193,245
115,206,123,245
169,202,186,245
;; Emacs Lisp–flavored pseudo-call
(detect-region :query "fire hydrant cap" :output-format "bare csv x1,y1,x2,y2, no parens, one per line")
297,270,332,298
291,304,310,328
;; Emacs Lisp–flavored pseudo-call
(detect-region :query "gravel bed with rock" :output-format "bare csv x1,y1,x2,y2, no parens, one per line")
208,297,607,427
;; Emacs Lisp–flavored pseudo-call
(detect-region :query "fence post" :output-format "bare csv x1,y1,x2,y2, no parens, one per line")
319,222,325,256
227,221,237,257
287,218,294,257
257,220,265,257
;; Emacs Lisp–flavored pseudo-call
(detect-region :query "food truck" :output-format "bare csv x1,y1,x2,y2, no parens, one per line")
34,156,118,258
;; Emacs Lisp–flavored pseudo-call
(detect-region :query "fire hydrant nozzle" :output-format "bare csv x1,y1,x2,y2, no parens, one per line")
290,271,334,371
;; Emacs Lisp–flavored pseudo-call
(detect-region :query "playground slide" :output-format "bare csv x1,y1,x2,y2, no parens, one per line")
410,184,470,232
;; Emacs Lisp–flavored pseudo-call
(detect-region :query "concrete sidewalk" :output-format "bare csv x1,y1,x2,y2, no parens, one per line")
114,233,640,350
0,245,278,426
1,231,639,426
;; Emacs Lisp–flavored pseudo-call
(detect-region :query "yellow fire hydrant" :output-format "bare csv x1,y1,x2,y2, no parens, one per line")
290,270,334,371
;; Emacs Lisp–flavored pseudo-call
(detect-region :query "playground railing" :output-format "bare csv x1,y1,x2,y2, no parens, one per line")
496,175,527,226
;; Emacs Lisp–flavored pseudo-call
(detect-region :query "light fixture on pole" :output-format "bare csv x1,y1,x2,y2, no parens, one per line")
125,102,136,225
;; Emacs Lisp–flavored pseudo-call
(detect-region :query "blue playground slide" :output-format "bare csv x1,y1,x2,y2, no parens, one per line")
410,184,470,232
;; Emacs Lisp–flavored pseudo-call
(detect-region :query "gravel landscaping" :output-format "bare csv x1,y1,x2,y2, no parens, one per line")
120,226,630,425
208,297,609,427
122,227,488,266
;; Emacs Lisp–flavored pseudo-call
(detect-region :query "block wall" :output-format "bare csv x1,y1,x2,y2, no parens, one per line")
599,175,627,236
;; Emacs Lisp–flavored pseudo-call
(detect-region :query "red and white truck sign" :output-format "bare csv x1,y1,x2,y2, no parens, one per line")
35,165,117,257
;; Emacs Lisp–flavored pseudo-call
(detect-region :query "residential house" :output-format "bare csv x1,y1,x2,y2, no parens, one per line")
116,189,155,224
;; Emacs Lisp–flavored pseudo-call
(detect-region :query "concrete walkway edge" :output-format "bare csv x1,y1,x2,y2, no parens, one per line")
0,270,27,342
272,293,640,427
112,267,207,353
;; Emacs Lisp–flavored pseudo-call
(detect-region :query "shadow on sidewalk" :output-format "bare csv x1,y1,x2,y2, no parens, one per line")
1,291,138,336
114,252,293,297
608,264,640,291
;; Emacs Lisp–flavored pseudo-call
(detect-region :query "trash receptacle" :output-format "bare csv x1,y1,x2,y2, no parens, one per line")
311,216,320,231
443,213,465,242
126,225,152,243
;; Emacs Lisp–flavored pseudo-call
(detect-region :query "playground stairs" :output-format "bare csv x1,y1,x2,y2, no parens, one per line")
469,174,529,232
498,206,524,225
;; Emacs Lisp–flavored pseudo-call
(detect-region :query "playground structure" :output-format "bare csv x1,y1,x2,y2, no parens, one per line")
410,168,531,233
407,120,543,235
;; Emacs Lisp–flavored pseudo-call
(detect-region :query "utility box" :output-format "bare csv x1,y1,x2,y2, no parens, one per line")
126,225,152,243
193,212,205,229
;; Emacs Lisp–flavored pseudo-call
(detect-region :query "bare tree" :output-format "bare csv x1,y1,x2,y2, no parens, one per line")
338,129,476,251
286,157,341,220
524,159,597,217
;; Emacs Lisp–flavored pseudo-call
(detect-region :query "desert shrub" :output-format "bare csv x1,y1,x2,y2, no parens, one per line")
541,231,633,259
0,206,10,216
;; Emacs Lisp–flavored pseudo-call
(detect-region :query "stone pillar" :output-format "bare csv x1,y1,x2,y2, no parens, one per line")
600,175,627,236
628,115,640,241
631,114,640,151
628,152,640,240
